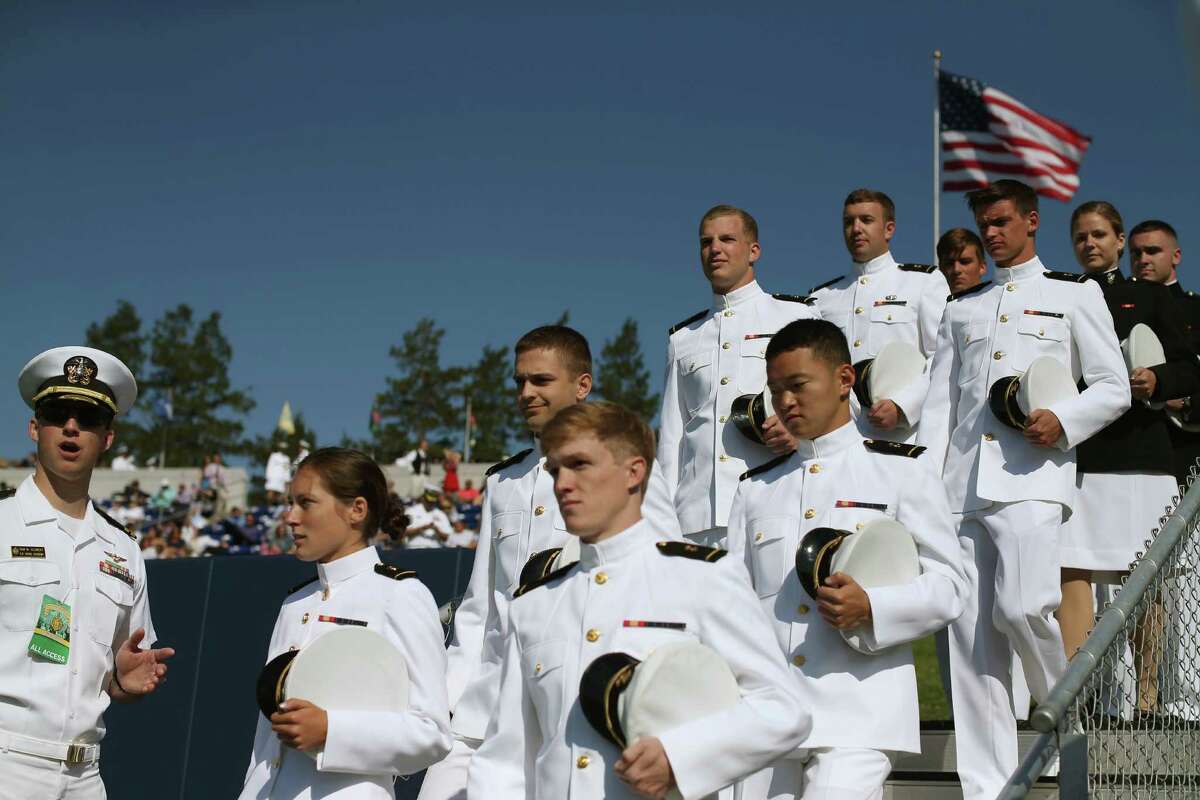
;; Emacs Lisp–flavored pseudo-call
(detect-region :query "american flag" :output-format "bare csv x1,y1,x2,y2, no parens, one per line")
939,71,1091,202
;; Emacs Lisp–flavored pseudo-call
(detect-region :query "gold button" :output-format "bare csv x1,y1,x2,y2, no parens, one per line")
859,277,868,285
301,612,310,624
754,531,764,542
792,654,806,667
1039,328,1045,336
534,662,543,674
1000,314,1009,323
854,306,864,314
595,572,608,585
321,589,329,601
887,314,893,321
577,755,591,769
534,505,545,516
984,432,995,442
855,523,864,531
724,310,734,317
1006,283,1015,292
993,351,1004,360
809,464,821,474
720,376,730,385
853,339,862,347
586,629,600,642
798,604,810,615
804,508,815,520
719,454,729,462
719,415,727,423
722,342,731,350
271,757,281,768
289,645,299,652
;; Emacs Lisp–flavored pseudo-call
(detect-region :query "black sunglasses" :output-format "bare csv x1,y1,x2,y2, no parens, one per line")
37,402,114,429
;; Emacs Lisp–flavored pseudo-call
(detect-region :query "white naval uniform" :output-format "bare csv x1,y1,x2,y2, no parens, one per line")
810,251,949,445
918,256,1130,800
726,421,966,799
0,477,156,800
405,506,453,549
644,280,820,546
265,451,292,495
238,547,452,800
466,519,810,800
423,446,683,800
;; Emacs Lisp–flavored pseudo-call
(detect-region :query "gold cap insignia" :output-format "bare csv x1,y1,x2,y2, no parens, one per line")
64,356,98,387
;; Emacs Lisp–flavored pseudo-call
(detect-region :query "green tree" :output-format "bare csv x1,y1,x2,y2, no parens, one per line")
595,318,660,421
143,305,256,466
459,344,522,462
373,318,460,459
85,301,151,459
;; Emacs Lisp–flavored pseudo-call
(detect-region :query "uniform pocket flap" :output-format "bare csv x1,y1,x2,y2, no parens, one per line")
1018,314,1067,341
0,559,60,587
523,639,565,681
95,573,135,605
678,351,712,375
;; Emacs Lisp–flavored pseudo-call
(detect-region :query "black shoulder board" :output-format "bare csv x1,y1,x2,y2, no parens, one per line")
287,576,318,595
897,263,937,274
93,502,135,539
809,275,843,293
1044,271,1088,283
863,439,927,458
514,560,578,598
0,488,15,500
519,548,564,587
740,451,793,481
668,309,707,335
948,280,993,302
772,293,816,305
656,540,728,562
375,564,418,581
486,447,534,477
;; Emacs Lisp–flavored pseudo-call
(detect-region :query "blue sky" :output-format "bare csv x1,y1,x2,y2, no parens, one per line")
2,2,1197,461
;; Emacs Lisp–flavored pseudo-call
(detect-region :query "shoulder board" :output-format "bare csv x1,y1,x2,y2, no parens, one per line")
809,274,843,293
0,488,15,500
949,280,993,302
897,263,937,274
739,451,793,481
514,561,578,598
287,576,318,595
771,292,817,305
1189,291,1197,298
655,540,728,562
519,548,564,587
863,439,926,458
668,309,707,335
374,564,418,581
1043,270,1088,283
93,502,135,539
486,447,534,477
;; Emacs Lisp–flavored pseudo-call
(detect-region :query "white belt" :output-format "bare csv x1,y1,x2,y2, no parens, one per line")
0,730,100,766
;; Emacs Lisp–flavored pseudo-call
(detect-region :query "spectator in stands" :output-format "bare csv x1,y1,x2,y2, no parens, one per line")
150,480,176,512
456,479,481,505
445,519,477,549
442,449,461,495
405,488,452,548
111,444,136,470
396,438,432,475
203,453,228,516
264,441,291,505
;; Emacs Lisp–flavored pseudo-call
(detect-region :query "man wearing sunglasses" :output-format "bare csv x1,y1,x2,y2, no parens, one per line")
0,346,174,800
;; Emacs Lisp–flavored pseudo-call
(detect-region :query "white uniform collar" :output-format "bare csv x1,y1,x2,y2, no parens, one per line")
993,254,1046,284
793,418,862,460
317,545,381,591
579,517,656,568
17,475,108,543
712,279,765,311
853,250,896,276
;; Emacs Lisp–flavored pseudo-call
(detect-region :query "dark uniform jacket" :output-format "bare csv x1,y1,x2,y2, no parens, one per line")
1078,269,1200,475
1163,281,1200,485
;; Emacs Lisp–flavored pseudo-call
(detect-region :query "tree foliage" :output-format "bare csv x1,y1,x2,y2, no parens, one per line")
372,318,460,459
595,318,660,421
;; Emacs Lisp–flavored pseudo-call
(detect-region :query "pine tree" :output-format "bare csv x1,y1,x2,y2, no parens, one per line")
595,318,660,421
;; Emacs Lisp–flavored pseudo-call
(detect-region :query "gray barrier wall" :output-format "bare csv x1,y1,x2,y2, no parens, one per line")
99,548,475,799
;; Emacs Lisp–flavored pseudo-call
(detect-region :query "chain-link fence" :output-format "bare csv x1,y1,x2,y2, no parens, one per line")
1001,476,1200,799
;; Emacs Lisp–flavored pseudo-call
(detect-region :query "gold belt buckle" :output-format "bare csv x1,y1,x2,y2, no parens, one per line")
65,744,87,765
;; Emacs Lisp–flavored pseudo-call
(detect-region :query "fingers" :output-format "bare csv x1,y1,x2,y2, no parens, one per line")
151,647,176,662
125,628,146,650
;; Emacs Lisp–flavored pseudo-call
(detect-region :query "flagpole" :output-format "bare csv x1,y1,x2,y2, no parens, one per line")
932,49,942,262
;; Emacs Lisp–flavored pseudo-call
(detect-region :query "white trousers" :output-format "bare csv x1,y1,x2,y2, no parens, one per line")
416,737,477,800
0,750,106,800
950,501,1068,800
739,748,893,800
685,526,727,549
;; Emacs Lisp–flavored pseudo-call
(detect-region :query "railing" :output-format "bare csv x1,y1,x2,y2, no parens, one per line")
1000,473,1200,799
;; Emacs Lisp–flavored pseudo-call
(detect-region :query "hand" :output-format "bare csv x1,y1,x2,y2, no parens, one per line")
614,737,675,799
1166,398,1189,412
816,573,872,629
112,628,175,697
1130,367,1158,401
760,414,796,455
867,400,905,431
1022,408,1064,448
271,699,328,751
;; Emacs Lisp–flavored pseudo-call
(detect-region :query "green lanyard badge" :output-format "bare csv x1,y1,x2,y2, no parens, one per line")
29,594,71,665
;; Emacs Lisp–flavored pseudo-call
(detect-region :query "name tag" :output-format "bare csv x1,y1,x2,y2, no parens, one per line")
11,546,45,559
